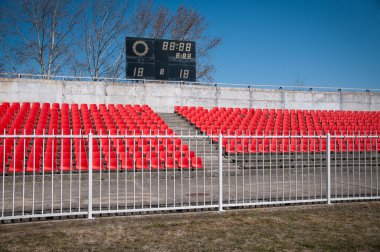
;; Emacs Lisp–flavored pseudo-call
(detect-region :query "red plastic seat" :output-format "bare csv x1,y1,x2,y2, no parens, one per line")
309,143,318,152
135,158,148,170
144,151,157,162
165,157,176,169
179,144,189,152
150,158,162,170
92,157,104,171
155,144,165,153
191,157,203,169
258,144,269,153
166,144,175,154
289,144,298,152
300,144,309,153
121,158,134,170
43,156,57,172
225,143,236,154
0,150,6,173
237,144,248,154
60,158,73,171
178,157,190,169
9,159,24,173
184,150,195,159
75,156,89,171
106,158,118,171
269,143,278,153
249,143,258,153
159,151,168,162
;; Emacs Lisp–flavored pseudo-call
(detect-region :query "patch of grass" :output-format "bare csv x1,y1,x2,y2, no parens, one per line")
0,202,380,251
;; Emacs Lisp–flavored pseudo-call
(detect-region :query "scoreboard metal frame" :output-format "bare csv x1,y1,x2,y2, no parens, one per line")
126,37,196,82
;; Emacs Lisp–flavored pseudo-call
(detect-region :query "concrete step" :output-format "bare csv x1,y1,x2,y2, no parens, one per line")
160,113,220,172
159,113,199,134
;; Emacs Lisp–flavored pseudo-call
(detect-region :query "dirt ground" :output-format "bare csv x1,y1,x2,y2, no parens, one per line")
0,201,379,251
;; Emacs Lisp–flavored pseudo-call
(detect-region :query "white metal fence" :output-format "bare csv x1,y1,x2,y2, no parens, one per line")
0,133,379,221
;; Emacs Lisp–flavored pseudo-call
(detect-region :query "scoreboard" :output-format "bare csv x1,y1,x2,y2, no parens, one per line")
126,37,196,82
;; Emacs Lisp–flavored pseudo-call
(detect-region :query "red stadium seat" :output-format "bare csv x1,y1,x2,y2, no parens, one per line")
150,158,162,170
178,157,190,169
165,157,176,169
191,157,203,169
135,158,149,170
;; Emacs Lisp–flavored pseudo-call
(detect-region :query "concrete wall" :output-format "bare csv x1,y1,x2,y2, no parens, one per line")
1,77,379,112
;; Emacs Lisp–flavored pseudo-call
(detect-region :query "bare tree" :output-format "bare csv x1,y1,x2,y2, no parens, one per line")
72,0,129,80
0,0,82,78
151,6,171,39
129,0,154,38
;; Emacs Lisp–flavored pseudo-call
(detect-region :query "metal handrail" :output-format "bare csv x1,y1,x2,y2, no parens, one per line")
1,72,379,93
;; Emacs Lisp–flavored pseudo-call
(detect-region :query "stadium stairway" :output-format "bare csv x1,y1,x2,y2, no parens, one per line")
159,113,198,135
159,113,232,171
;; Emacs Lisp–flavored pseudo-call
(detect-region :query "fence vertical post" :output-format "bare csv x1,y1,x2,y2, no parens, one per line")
326,133,331,204
218,133,224,211
88,133,94,219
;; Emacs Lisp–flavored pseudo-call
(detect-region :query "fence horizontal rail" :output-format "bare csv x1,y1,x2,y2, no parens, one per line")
1,72,379,93
1,134,212,139
2,134,379,139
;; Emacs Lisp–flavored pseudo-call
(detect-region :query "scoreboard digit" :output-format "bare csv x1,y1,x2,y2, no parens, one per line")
126,62,155,79
169,65,196,81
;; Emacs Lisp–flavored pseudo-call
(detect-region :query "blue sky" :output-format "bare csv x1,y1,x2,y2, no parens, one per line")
155,0,380,89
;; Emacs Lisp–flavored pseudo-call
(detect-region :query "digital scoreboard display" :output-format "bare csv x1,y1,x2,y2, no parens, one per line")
126,37,196,82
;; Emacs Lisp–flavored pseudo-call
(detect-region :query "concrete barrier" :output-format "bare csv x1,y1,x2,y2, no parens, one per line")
0,77,379,112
